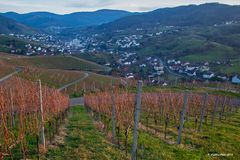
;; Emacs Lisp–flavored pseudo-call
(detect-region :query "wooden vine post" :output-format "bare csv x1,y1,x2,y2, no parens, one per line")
10,88,15,128
131,80,143,160
219,96,227,121
83,81,86,95
177,92,188,144
211,96,219,127
111,81,116,144
198,93,208,132
38,80,46,150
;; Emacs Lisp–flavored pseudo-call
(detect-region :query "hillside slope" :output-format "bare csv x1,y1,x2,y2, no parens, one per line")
0,15,36,34
97,3,240,30
1,10,133,29
4,55,109,72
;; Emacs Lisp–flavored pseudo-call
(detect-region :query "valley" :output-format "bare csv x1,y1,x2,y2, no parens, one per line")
0,2,240,160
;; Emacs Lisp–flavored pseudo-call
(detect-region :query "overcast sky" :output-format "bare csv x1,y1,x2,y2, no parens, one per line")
0,0,239,14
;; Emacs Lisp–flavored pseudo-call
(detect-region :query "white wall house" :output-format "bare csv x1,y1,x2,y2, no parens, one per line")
232,75,240,84
203,73,215,79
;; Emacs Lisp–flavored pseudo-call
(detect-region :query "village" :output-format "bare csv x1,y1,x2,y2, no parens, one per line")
4,32,240,85
5,33,70,55
167,59,240,84
116,52,240,85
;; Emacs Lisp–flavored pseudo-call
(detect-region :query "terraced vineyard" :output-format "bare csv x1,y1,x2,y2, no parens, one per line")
5,56,108,72
0,61,14,78
64,72,121,96
84,85,240,159
0,52,115,94
18,67,86,88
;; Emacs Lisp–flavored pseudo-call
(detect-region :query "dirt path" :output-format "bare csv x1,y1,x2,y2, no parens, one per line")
0,67,22,82
58,72,89,91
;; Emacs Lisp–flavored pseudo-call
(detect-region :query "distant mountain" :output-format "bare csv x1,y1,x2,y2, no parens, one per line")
97,3,240,30
1,10,133,29
0,15,36,34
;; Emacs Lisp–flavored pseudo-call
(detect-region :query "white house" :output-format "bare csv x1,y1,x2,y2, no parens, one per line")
156,70,164,75
232,75,240,84
203,72,215,79
186,71,196,77
154,66,164,71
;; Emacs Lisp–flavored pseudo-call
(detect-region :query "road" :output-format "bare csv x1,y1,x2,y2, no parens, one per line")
58,72,89,107
0,68,22,83
69,97,84,106
58,72,89,91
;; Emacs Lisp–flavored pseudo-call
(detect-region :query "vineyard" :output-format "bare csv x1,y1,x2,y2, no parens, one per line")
84,82,240,159
18,67,122,96
4,56,107,72
18,67,86,88
0,61,14,78
0,77,69,159
63,72,123,96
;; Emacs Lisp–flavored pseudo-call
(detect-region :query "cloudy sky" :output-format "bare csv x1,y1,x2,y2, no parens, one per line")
0,0,239,14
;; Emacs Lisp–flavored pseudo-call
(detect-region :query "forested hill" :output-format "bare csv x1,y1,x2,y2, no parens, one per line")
0,15,36,34
97,3,240,30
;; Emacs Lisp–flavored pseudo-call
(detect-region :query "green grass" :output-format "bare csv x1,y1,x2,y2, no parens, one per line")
46,106,128,160
138,111,240,160
220,59,240,75
181,42,238,62
74,53,115,66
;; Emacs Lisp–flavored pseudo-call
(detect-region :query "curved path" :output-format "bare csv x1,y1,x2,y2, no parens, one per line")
0,67,22,83
58,72,89,91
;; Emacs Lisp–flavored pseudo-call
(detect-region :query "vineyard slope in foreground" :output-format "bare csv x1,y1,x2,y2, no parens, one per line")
1,78,240,160
83,84,240,160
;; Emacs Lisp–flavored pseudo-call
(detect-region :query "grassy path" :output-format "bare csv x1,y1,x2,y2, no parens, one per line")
46,106,128,160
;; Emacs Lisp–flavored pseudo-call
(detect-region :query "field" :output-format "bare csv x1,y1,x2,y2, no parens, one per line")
0,60,14,78
74,53,115,66
5,55,108,72
64,72,121,96
18,67,86,88
18,67,120,95
180,41,238,62
0,53,115,93
212,59,240,75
